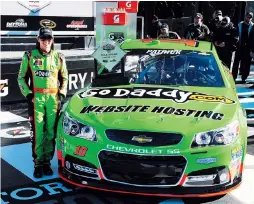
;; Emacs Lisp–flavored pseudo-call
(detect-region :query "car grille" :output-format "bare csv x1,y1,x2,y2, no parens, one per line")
105,130,183,147
99,151,186,186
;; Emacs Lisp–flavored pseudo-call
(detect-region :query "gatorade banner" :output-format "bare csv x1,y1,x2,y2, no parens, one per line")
103,11,127,25
96,1,138,47
118,1,139,13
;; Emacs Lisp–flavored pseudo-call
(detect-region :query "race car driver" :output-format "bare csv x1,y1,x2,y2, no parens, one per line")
17,27,68,178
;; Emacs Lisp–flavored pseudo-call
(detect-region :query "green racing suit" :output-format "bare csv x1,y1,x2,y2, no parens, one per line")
18,49,68,164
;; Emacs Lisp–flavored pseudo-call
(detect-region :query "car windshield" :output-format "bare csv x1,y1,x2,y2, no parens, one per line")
123,49,225,87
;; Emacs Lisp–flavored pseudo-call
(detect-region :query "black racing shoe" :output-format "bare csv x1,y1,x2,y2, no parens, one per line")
241,79,247,84
33,165,43,178
43,163,53,176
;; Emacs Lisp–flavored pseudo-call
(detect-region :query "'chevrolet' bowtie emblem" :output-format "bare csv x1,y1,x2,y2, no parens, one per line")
132,135,153,143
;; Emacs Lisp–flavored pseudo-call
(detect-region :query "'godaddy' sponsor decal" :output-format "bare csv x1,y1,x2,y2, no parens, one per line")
34,70,51,78
77,87,235,104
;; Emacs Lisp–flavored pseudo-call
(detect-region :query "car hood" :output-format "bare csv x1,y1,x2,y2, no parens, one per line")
67,84,239,134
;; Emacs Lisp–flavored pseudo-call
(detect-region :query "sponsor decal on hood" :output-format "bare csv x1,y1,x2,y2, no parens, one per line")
78,87,235,104
80,105,224,121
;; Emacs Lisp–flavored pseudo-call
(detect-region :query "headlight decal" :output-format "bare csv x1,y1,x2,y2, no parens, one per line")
62,113,97,142
191,121,240,147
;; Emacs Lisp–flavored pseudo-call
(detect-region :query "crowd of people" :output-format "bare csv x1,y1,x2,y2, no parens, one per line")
151,11,254,84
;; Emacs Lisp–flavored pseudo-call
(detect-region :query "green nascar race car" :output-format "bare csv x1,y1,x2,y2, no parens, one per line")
56,39,248,198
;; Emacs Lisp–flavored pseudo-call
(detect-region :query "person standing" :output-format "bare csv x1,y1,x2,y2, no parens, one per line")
213,16,238,69
184,13,210,41
208,10,223,34
157,23,180,39
150,15,162,38
232,12,253,83
250,27,254,89
17,27,68,178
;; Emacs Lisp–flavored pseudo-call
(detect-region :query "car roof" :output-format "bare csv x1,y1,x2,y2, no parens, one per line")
121,39,213,52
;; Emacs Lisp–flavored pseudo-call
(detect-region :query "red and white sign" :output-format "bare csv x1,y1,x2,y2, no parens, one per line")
18,1,51,13
103,12,126,25
118,1,138,13
66,20,88,29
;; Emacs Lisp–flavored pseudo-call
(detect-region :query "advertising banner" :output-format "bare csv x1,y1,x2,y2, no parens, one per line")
96,1,138,47
1,15,94,32
118,1,139,13
103,10,127,25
